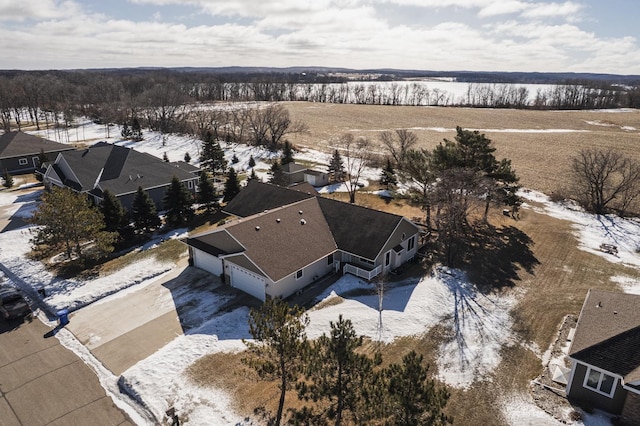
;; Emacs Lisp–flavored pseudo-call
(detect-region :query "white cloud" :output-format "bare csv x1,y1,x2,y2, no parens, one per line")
521,1,583,18
0,0,639,74
0,0,83,21
478,1,529,17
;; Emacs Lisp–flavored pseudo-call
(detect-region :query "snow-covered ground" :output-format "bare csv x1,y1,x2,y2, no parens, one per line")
520,189,640,274
1,121,639,425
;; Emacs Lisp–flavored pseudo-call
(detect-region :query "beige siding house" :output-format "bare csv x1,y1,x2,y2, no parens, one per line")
187,181,421,301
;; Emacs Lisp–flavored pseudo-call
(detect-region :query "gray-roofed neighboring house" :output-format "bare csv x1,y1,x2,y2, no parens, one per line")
187,182,420,301
43,142,200,212
223,180,315,218
0,131,74,175
566,289,640,423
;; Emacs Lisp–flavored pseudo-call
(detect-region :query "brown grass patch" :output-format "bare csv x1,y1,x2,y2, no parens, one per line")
100,238,187,275
284,102,640,195
311,295,344,310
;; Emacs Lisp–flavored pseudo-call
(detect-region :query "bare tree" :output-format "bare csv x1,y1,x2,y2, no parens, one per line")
379,129,418,169
246,105,270,146
571,148,640,215
264,104,308,151
335,134,371,203
403,148,436,229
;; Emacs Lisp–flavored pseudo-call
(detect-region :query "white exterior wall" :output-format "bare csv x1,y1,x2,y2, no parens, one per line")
192,248,223,276
229,263,266,301
267,254,335,299
304,172,329,187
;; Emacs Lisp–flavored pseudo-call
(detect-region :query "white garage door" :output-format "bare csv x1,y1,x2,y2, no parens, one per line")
193,248,223,276
230,264,266,301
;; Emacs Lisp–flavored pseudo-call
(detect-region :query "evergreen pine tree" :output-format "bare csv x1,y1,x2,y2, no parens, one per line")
223,167,241,202
281,140,294,165
297,315,373,425
379,157,398,189
201,131,228,177
197,172,217,213
121,122,132,139
269,160,286,186
248,168,260,182
131,117,143,141
184,152,191,163
38,148,49,166
34,148,49,182
163,176,194,227
163,152,169,162
2,170,13,188
100,189,128,234
231,154,239,164
243,298,309,426
248,155,256,168
328,149,345,182
30,187,117,261
131,186,161,234
385,351,451,425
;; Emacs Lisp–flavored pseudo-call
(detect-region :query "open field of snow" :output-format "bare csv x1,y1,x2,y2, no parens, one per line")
1,121,639,425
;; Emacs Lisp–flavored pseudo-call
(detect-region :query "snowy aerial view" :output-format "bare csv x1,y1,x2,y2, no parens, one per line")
1,112,639,425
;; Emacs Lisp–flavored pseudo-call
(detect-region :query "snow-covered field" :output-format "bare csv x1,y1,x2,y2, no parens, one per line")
1,120,639,425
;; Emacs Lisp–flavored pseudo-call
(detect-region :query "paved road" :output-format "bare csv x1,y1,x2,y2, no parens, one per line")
0,317,134,426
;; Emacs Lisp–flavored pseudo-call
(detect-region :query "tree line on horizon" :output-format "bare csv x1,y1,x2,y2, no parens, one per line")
1,70,639,135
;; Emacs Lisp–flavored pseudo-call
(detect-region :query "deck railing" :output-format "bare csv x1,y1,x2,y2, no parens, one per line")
344,264,382,281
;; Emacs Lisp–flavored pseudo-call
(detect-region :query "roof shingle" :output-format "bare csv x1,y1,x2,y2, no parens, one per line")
569,289,640,382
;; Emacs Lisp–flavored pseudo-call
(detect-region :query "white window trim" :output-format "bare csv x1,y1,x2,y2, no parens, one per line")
583,366,617,398
408,235,415,251
18,158,28,165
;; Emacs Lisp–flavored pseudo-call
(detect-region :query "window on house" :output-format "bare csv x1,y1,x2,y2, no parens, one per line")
296,269,303,280
385,251,391,266
584,367,616,397
187,180,193,189
327,253,334,265
408,236,415,251
18,158,28,165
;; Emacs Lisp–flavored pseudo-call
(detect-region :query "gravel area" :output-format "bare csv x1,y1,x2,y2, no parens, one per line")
530,314,584,423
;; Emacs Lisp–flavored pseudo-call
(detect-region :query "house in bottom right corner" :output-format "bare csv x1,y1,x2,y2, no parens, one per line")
566,289,640,425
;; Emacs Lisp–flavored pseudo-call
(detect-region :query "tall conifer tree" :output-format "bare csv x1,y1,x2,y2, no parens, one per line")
132,186,161,233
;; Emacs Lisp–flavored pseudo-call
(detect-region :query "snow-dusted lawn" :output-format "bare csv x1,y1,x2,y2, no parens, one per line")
1,121,639,425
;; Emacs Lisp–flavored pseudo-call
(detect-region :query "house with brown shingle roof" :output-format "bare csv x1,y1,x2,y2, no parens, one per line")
566,289,640,423
0,131,74,175
186,181,420,301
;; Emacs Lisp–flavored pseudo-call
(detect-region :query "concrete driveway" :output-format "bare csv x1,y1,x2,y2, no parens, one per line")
0,317,133,426
66,261,230,376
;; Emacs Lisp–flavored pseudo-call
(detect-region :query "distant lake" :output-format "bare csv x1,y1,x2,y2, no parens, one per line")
293,80,561,106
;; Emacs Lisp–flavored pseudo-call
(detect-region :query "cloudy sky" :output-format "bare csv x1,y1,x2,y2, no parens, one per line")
1,0,639,74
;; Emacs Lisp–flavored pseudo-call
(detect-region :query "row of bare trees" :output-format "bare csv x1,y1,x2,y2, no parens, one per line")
1,71,638,134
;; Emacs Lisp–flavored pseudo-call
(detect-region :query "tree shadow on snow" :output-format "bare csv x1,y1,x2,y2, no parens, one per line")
463,224,539,292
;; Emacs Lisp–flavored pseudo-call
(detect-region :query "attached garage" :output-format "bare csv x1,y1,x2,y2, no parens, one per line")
229,263,266,301
192,248,223,276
